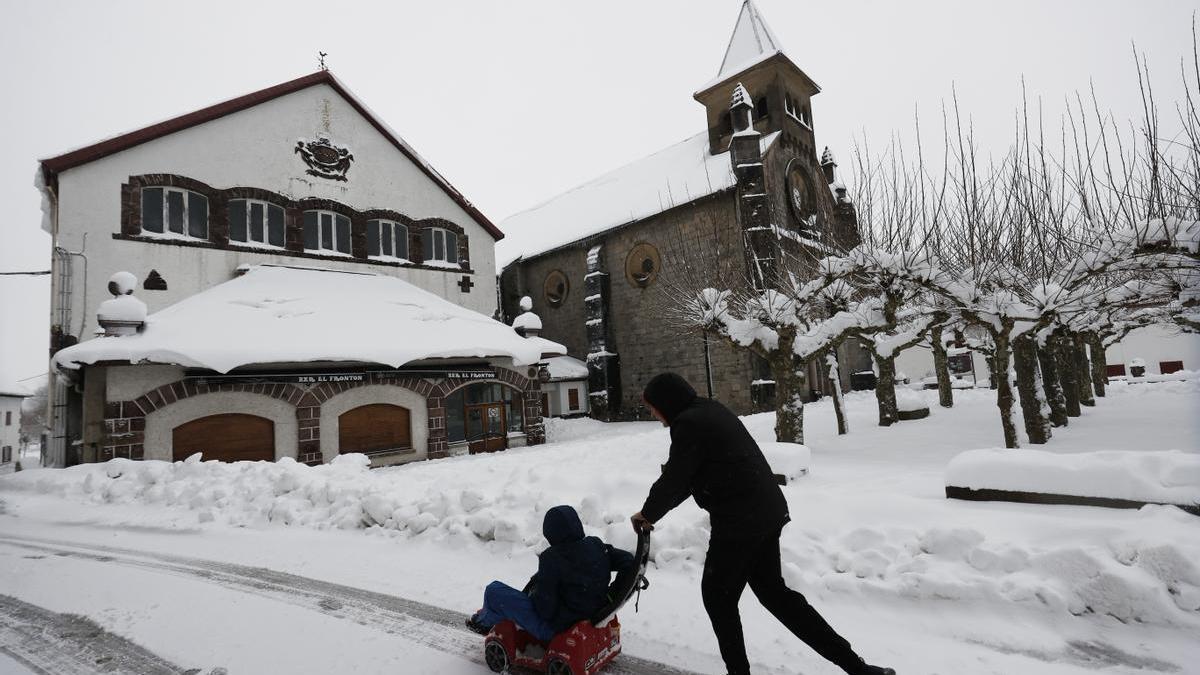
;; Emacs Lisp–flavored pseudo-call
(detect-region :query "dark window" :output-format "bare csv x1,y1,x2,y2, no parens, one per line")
4,411,10,425
1,446,9,463
304,210,351,254
754,97,769,120
166,190,185,233
303,211,318,249
229,200,247,241
367,220,381,256
141,186,206,239
381,223,392,256
447,388,466,443
229,199,284,247
423,227,458,264
1160,360,1184,374
141,188,163,233
187,192,208,238
1105,364,1127,377
567,388,579,411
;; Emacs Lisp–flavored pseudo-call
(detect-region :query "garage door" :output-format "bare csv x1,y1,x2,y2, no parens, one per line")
172,413,275,462
339,404,411,455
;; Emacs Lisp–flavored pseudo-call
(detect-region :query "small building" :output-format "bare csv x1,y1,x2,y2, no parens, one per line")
52,265,563,466
540,356,591,418
36,69,508,466
0,388,25,466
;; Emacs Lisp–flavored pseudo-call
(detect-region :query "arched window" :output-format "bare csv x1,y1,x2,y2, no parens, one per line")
228,199,285,247
423,227,459,265
141,186,208,239
303,209,351,254
367,219,409,260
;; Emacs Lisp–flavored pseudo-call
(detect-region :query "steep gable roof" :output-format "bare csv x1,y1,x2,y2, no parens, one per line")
38,71,504,240
717,0,783,81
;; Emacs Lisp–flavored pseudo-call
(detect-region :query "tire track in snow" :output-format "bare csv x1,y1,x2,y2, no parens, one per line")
0,534,700,675
0,593,186,675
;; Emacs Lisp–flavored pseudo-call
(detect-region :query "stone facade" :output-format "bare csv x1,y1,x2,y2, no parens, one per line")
92,365,542,465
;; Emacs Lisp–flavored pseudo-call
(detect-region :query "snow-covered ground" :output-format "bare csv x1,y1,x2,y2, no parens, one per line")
0,380,1197,674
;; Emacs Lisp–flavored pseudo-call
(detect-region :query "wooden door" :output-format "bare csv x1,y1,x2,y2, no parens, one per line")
339,404,411,455
172,413,274,463
466,403,506,454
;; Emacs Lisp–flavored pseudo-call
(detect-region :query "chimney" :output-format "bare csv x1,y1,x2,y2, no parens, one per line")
512,295,542,339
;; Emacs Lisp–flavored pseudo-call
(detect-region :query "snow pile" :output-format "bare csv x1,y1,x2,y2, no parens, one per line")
946,449,1200,507
53,265,563,373
895,388,929,413
758,442,810,480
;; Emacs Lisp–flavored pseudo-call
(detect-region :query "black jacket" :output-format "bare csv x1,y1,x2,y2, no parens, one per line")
529,505,636,632
641,376,789,538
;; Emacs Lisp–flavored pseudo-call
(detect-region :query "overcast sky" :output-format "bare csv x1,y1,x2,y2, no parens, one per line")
0,0,1194,389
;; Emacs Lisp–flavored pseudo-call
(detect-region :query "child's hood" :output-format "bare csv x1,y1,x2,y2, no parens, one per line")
543,505,585,545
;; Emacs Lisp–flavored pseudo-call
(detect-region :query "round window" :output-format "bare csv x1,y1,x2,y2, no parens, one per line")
543,270,569,307
624,242,661,288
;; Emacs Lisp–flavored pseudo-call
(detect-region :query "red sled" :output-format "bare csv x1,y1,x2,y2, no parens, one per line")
482,529,651,675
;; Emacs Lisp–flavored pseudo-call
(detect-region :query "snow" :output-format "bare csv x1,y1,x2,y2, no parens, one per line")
496,131,780,269
96,294,147,324
1,380,1197,673
51,265,563,373
715,1,783,83
946,449,1200,507
542,355,589,381
512,311,543,332
895,388,929,413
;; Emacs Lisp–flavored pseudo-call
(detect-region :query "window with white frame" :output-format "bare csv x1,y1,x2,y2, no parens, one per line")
228,199,286,247
302,210,352,254
367,219,409,260
422,227,459,264
141,187,208,239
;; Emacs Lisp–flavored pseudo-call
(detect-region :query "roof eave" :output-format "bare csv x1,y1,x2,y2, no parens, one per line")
693,52,821,101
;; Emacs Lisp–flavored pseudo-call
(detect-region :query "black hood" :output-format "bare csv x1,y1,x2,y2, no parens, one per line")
543,505,585,545
643,372,697,425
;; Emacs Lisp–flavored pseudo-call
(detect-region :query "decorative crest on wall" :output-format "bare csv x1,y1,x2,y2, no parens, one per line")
295,137,354,181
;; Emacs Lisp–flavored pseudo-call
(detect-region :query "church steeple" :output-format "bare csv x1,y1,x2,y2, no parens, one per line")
717,0,783,81
695,0,821,157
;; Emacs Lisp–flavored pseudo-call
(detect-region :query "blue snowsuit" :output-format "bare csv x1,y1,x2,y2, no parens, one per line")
473,505,635,641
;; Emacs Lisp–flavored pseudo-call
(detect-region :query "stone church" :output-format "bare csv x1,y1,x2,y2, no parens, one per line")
497,0,870,419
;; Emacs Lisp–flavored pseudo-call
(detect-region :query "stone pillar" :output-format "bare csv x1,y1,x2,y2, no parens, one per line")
295,390,323,465
584,244,621,420
427,391,448,459
729,83,776,290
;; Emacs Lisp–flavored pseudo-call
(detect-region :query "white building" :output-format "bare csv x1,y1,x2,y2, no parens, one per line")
0,390,24,466
38,70,557,467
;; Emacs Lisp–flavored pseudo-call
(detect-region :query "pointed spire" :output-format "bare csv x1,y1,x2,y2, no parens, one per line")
717,0,784,79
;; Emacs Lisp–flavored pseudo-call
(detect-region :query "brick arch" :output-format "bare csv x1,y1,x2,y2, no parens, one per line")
426,367,545,455
101,379,306,462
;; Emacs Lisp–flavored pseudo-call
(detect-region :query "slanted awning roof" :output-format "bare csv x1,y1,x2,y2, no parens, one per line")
53,265,563,374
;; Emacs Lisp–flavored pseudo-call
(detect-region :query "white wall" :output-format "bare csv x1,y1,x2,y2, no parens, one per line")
540,381,589,417
52,83,499,344
1106,325,1200,374
0,397,22,459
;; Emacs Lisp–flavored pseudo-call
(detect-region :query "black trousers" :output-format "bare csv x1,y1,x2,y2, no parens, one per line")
702,527,865,675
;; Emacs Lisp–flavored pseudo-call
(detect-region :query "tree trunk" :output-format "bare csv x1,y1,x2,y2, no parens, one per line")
1037,339,1069,427
826,353,848,435
874,353,899,427
1074,334,1096,407
1014,335,1052,444
1085,332,1107,397
994,332,1021,448
1054,333,1082,418
930,325,954,408
987,353,1000,390
770,329,805,444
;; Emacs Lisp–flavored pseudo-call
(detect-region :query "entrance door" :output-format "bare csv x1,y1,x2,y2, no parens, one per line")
466,402,506,454
172,413,274,462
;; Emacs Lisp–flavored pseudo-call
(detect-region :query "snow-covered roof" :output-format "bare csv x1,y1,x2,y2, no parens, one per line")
717,1,783,82
497,131,780,268
543,355,589,382
52,265,563,374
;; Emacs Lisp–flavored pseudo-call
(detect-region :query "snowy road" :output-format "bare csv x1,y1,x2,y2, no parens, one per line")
0,533,699,675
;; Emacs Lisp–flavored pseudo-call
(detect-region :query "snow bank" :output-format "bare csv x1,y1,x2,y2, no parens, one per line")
895,388,929,412
946,449,1200,508
758,442,810,480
